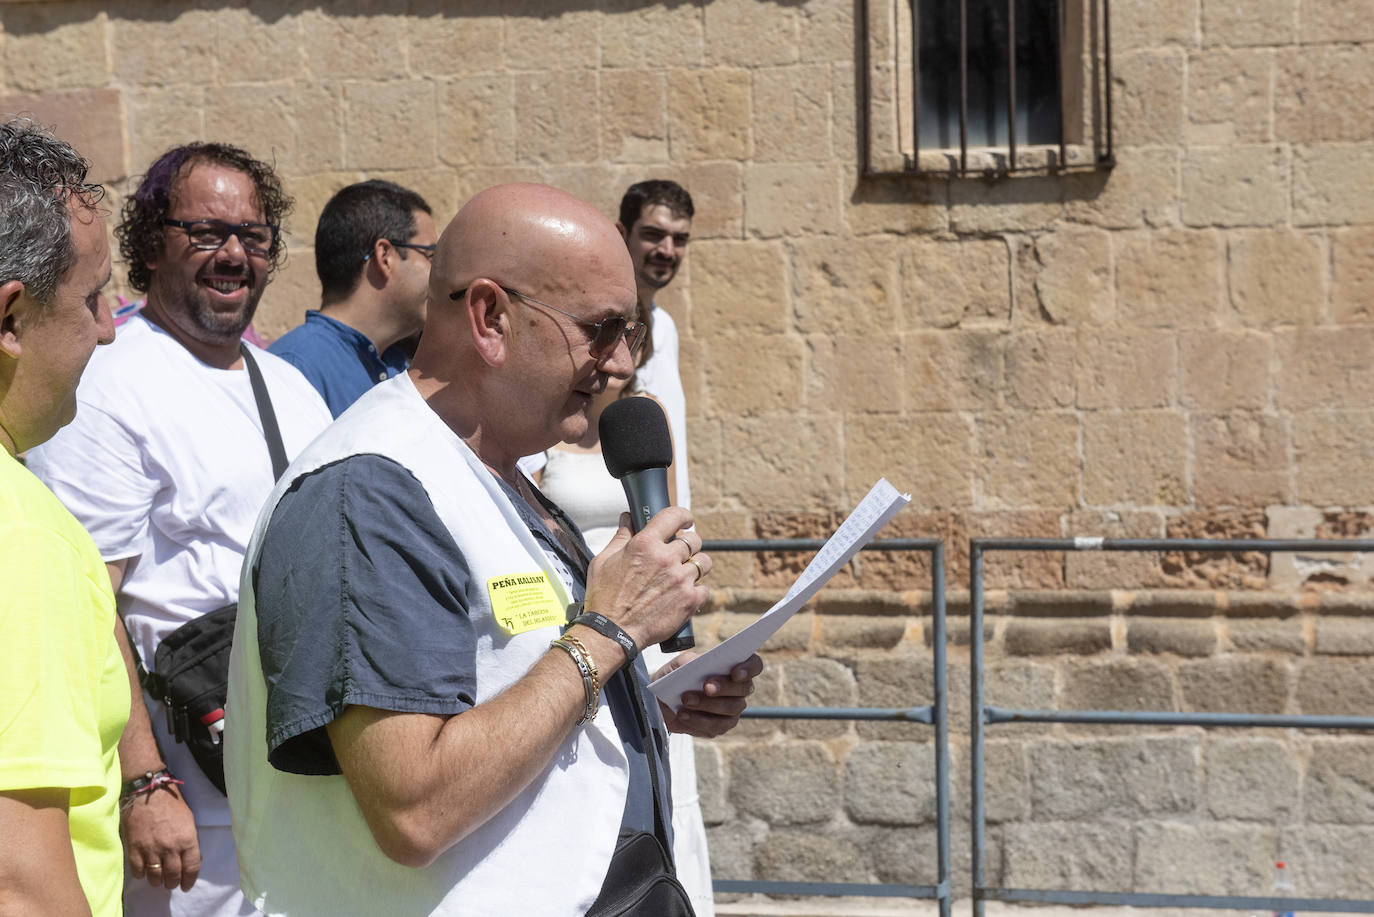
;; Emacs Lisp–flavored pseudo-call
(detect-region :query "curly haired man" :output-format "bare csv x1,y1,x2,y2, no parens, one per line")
28,142,331,917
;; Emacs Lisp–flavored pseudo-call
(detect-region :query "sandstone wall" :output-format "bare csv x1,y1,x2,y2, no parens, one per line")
3,0,1372,909
694,583,1374,904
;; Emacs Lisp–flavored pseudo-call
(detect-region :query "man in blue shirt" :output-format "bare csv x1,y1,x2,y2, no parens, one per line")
270,180,436,416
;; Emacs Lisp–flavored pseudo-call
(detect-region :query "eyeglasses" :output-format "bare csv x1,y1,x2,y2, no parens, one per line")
450,284,646,361
363,240,437,263
390,241,436,260
163,219,279,256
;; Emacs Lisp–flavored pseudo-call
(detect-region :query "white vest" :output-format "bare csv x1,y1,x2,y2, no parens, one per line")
227,373,629,917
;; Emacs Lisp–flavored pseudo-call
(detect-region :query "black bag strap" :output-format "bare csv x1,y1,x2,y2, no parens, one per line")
520,480,675,862
121,345,288,694
117,611,155,693
621,664,674,864
240,344,289,481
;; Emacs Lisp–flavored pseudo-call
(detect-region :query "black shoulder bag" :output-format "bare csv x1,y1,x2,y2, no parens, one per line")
126,345,289,795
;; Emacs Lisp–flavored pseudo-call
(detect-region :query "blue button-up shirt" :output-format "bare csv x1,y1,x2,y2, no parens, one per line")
269,310,409,417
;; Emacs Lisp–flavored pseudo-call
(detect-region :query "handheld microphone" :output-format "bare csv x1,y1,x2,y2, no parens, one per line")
600,397,694,652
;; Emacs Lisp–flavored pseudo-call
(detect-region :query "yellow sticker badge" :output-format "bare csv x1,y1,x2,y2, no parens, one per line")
487,571,566,636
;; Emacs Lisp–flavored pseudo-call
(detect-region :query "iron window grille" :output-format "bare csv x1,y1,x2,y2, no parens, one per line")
861,0,1115,178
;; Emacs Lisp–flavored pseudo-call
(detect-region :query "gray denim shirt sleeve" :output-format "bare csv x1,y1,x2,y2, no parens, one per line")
253,453,476,775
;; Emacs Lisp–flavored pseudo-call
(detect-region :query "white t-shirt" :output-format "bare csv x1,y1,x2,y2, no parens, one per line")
27,314,332,826
635,305,691,508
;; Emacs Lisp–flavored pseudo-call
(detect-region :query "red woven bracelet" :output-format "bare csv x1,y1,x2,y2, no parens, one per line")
119,769,185,810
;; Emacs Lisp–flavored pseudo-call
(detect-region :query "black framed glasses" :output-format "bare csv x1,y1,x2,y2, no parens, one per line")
450,285,646,361
163,219,279,256
389,241,436,260
363,240,437,263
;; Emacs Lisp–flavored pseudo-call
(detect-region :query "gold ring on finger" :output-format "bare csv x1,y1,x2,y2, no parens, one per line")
688,555,706,584
148,864,162,871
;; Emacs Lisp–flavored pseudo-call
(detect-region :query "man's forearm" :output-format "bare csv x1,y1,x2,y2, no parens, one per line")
112,615,167,777
0,789,95,917
110,587,203,892
328,627,626,868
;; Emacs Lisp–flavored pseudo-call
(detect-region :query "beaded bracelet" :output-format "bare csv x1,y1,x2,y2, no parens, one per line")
119,768,184,810
551,636,600,725
570,607,639,663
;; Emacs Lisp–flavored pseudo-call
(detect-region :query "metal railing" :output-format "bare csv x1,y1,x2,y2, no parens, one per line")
969,537,1374,916
700,538,952,916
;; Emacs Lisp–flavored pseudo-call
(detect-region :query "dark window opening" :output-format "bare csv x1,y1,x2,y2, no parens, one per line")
859,0,1112,177
917,0,1062,150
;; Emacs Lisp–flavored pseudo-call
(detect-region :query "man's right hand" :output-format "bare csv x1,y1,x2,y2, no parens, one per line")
110,607,201,891
121,782,201,891
583,507,710,658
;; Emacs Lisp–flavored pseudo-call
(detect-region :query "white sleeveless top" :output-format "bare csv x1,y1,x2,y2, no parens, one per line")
227,373,628,917
539,448,625,553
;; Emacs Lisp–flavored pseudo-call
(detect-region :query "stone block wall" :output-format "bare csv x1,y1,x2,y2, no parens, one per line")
695,585,1374,902
3,0,1372,908
1,1,1370,564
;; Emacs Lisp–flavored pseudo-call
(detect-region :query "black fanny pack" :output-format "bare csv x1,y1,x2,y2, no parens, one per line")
586,829,695,917
126,346,288,796
141,604,237,793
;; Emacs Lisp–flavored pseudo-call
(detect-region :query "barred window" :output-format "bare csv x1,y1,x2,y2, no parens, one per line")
861,0,1114,177
918,0,1060,149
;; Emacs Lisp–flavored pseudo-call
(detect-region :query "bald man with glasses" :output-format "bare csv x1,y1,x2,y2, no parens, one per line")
228,183,761,917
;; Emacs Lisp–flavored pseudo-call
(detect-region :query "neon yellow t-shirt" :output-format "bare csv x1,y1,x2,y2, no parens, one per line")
0,449,129,917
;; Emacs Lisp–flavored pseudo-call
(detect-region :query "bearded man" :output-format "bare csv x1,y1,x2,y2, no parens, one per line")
28,142,331,917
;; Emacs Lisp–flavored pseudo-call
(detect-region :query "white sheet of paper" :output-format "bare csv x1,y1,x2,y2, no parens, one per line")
649,478,911,712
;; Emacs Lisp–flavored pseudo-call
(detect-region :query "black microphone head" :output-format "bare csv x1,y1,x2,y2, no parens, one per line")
600,396,672,479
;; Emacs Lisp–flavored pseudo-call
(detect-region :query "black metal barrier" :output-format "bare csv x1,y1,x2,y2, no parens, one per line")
970,538,1374,916
698,538,951,916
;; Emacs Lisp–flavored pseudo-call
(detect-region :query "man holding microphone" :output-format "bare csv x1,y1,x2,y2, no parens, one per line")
228,182,761,916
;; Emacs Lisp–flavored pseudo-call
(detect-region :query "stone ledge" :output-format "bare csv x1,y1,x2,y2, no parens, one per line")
1223,592,1315,617
868,143,1105,178
710,587,1346,621
1318,593,1374,616
718,611,815,652
1010,590,1116,617
711,587,1000,617
708,588,789,615
924,617,992,647
1124,590,1220,617
812,589,913,616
